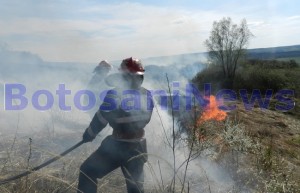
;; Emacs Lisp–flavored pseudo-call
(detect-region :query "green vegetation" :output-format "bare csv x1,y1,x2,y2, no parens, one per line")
193,59,300,114
277,57,300,64
234,60,300,94
191,58,300,192
193,59,300,92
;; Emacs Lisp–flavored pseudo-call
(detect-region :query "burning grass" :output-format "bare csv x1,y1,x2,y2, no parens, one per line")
196,95,227,126
177,96,300,192
1,99,300,192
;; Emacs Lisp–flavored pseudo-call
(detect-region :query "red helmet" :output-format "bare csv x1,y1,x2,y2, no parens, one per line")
93,60,112,73
119,57,145,75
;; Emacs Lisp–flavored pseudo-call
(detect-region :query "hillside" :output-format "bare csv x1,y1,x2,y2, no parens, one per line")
140,44,300,86
227,102,300,191
1,45,300,192
246,45,300,60
1,100,299,192
141,44,300,64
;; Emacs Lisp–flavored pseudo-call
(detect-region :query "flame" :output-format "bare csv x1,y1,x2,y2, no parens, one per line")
196,95,227,126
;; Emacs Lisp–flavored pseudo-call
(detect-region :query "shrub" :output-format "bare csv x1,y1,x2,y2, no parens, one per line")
192,65,228,92
233,67,289,92
247,59,299,69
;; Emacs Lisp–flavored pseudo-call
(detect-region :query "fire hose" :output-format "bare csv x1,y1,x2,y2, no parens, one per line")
0,140,84,185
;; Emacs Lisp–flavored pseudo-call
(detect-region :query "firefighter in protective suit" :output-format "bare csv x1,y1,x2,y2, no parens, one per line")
78,57,153,193
84,60,113,117
88,60,112,86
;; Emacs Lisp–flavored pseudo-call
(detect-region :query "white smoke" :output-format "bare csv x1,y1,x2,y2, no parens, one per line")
143,89,235,192
0,46,238,192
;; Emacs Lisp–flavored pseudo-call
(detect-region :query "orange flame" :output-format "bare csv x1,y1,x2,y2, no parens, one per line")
196,95,227,126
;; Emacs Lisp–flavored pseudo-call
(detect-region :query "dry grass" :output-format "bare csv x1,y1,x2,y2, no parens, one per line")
0,131,193,193
1,102,300,193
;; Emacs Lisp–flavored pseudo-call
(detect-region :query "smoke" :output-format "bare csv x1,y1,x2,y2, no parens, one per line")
143,53,207,87
0,46,94,137
135,56,237,192
0,46,239,192
144,98,235,192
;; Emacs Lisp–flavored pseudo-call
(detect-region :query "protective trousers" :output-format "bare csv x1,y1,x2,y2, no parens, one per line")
77,136,147,193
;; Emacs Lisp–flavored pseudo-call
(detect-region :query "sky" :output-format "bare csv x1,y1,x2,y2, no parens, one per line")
0,0,300,63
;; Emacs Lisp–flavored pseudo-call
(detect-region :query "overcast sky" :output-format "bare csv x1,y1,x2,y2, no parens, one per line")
1,0,299,62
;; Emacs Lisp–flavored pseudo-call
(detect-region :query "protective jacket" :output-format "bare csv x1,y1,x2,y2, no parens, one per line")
85,86,153,140
78,86,153,193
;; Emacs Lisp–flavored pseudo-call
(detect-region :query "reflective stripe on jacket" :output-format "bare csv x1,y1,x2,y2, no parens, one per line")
87,87,154,139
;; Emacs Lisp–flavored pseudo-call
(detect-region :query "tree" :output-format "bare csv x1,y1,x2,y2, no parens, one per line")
205,17,253,83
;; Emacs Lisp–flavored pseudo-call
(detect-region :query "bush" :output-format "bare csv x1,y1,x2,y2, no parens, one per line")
247,59,299,69
192,65,228,92
233,67,289,92
193,59,300,97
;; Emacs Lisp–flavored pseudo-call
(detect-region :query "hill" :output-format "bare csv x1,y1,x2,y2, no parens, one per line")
139,44,300,86
141,44,300,65
246,45,300,60
0,44,300,192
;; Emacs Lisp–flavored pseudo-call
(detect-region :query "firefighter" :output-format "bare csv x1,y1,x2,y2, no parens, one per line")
84,60,112,116
78,57,153,193
89,60,112,86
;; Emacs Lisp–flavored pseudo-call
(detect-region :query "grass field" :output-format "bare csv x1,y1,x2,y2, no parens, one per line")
276,57,300,63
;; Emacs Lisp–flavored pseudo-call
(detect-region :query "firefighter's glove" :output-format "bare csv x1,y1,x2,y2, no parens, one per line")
82,129,95,143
